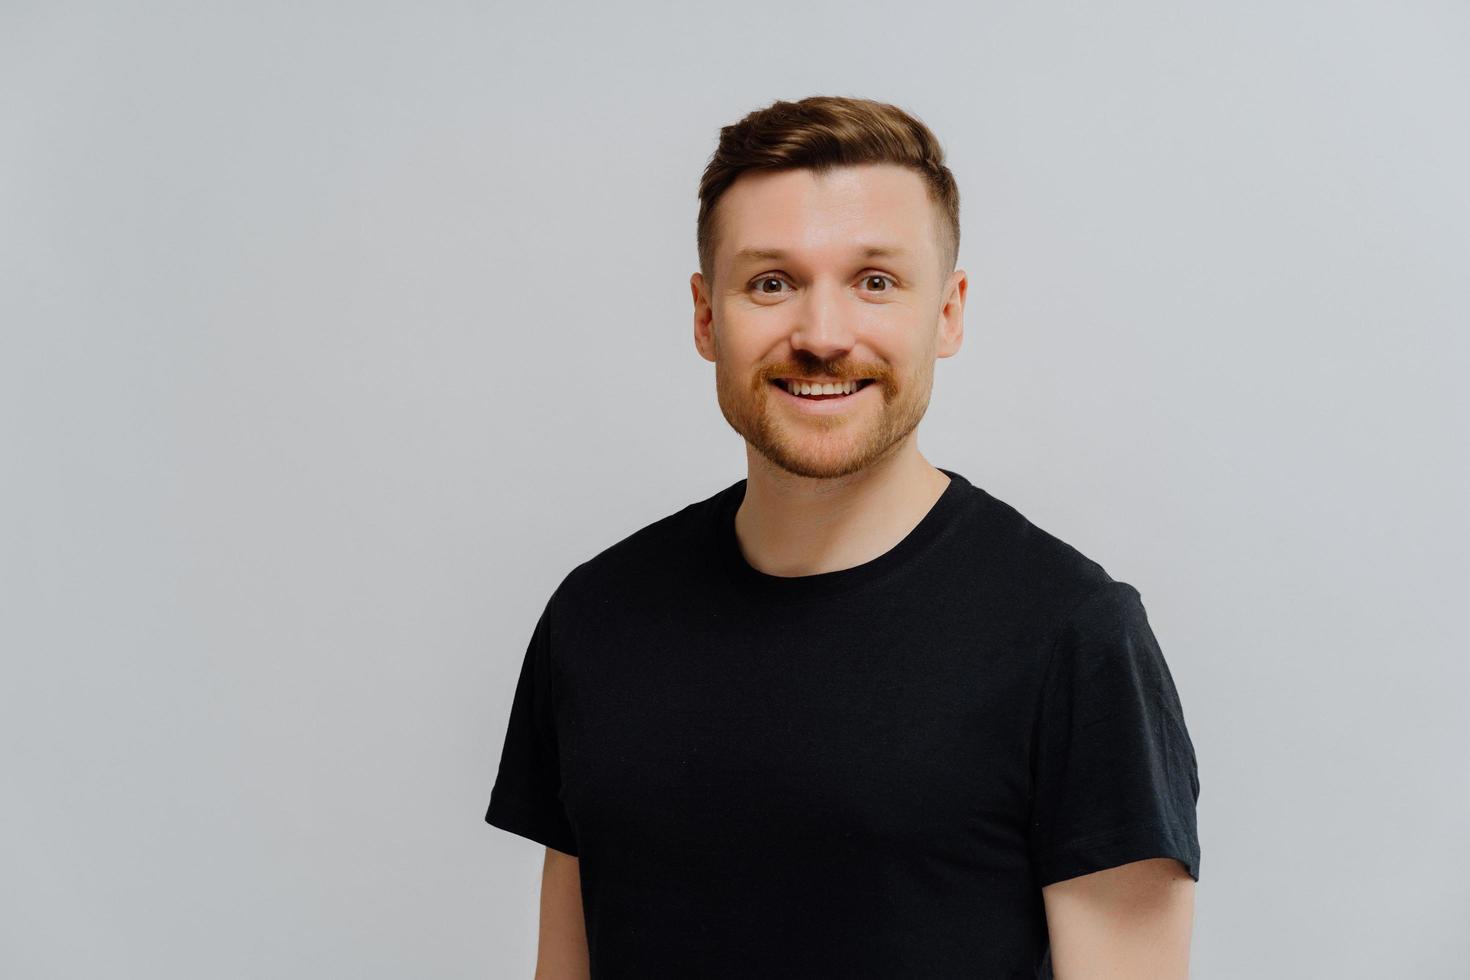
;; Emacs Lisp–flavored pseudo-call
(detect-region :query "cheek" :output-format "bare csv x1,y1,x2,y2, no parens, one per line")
714,311,783,357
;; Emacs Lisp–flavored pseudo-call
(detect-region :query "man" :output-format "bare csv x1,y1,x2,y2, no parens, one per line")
485,95,1201,979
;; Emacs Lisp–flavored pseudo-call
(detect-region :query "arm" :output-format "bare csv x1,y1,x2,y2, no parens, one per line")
1041,857,1196,979
535,846,590,980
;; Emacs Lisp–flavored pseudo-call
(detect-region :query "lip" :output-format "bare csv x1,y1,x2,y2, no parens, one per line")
769,378,878,415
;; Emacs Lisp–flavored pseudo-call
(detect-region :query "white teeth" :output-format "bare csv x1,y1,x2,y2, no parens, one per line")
782,379,864,396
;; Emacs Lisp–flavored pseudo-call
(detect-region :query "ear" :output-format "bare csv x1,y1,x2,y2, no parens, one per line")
935,269,967,359
692,272,717,363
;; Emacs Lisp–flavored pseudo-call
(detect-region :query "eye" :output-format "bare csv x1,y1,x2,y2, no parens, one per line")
862,274,897,292
746,274,795,300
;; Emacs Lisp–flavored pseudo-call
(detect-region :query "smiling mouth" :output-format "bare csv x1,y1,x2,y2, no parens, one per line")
770,378,877,400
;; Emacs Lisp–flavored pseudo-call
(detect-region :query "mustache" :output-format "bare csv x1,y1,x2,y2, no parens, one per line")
760,366,889,384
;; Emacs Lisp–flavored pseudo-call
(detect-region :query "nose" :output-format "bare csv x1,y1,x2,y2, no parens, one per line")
788,277,857,360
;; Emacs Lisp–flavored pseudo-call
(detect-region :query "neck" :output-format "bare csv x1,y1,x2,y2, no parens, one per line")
734,443,952,579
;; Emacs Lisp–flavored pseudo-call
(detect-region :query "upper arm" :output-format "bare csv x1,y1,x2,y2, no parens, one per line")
485,586,582,858
535,846,589,980
1041,857,1196,979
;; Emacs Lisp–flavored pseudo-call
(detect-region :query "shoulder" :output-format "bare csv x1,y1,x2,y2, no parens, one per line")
550,480,735,609
955,480,1128,622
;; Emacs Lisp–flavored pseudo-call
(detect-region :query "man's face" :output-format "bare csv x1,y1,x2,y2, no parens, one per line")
691,163,966,480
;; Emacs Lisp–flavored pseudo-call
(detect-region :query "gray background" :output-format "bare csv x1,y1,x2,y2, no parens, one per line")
3,1,1466,977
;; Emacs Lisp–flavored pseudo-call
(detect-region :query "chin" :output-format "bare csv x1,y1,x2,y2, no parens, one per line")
760,431,896,480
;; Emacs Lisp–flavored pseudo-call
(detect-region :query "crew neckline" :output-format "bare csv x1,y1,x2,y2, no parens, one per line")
712,467,972,603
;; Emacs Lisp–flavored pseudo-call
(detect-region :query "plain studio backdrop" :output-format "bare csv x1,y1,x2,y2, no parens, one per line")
3,1,1466,977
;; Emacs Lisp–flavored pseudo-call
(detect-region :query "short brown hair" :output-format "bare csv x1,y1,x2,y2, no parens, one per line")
697,95,960,286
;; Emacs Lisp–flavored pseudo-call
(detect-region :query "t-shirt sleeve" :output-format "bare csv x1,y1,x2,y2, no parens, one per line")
1028,580,1201,886
484,586,580,857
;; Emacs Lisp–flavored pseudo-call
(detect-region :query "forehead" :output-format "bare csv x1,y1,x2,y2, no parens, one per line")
715,163,938,269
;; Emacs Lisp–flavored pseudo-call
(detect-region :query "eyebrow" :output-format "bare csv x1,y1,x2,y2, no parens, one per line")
731,244,910,264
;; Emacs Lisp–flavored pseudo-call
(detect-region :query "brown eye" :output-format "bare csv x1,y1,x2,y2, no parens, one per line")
757,277,785,293
864,275,893,292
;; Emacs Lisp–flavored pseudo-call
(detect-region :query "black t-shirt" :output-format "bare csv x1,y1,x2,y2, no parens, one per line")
485,468,1201,979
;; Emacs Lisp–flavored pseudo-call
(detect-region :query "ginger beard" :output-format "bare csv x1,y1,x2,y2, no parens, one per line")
713,347,939,480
